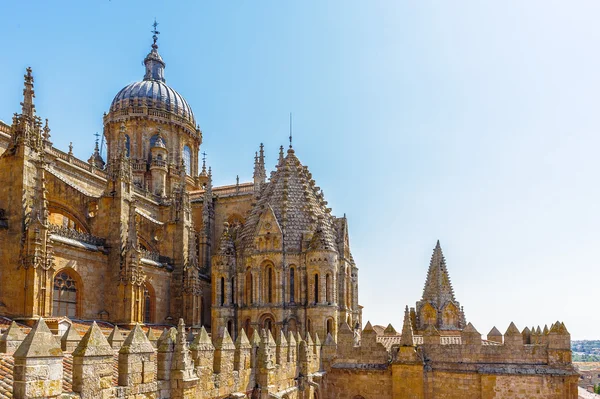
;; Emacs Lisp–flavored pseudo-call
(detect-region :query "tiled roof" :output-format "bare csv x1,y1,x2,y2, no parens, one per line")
240,149,337,253
0,355,13,399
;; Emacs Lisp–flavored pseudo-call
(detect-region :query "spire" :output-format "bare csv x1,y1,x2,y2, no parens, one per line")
42,119,51,144
421,240,456,306
253,143,267,191
259,142,265,167
400,306,414,346
289,112,293,149
20,67,36,118
278,145,284,166
88,132,105,169
143,19,166,82
200,151,207,176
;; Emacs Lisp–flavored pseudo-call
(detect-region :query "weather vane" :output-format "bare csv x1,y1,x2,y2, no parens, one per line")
289,112,293,148
152,19,160,47
93,132,100,144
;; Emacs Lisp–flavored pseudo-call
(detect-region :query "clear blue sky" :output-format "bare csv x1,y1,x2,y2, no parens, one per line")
1,1,599,339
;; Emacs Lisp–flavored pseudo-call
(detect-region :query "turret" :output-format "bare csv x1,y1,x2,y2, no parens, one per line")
149,130,168,196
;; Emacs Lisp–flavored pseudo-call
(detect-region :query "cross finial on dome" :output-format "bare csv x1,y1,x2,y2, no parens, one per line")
151,19,160,49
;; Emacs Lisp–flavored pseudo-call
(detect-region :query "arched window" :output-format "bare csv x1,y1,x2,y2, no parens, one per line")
53,271,78,318
183,145,192,175
143,285,154,324
231,277,235,305
220,277,225,306
124,134,131,158
288,318,298,334
326,318,333,335
245,269,253,305
326,274,331,303
314,274,319,304
264,318,273,334
289,267,295,303
244,318,252,337
267,267,273,303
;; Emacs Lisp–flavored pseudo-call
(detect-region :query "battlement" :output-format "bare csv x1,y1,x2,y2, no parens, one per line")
0,317,323,399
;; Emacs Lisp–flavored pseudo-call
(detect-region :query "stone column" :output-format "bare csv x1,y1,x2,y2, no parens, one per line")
72,322,115,399
13,318,64,399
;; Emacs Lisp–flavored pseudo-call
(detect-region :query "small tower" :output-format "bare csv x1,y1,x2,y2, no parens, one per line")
415,241,465,334
88,133,105,169
253,143,267,192
149,130,168,196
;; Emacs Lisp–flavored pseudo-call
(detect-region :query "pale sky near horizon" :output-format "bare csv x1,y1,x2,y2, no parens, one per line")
1,1,599,339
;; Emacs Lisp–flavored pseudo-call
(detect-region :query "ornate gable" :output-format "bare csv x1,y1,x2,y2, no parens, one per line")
254,204,282,251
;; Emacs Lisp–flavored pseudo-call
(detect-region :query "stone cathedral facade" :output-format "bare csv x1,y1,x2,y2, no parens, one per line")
0,32,579,399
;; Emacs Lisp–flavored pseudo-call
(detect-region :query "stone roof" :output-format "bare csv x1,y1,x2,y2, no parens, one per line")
239,148,338,254
421,240,456,305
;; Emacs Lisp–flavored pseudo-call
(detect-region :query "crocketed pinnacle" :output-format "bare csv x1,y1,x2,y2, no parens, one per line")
20,67,36,118
400,306,414,346
421,240,456,306
240,147,337,253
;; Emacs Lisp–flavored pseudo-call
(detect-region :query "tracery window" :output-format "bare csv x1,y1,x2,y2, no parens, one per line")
183,145,192,175
53,271,78,318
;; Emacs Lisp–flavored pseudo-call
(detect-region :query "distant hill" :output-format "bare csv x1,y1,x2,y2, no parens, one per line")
573,341,600,362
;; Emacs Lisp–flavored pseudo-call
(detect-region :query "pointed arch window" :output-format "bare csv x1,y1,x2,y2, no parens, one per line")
289,267,295,303
183,145,192,175
245,269,253,305
53,271,78,318
267,268,273,303
143,285,154,324
314,273,319,304
220,277,225,306
231,277,235,305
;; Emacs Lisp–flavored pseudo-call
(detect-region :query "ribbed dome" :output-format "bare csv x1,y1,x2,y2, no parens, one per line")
110,80,195,125
109,38,195,126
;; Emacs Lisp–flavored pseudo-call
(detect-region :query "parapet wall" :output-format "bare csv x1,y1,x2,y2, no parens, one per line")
0,318,322,399
320,321,579,399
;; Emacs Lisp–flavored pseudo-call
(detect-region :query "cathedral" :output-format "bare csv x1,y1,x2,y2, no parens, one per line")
0,29,360,342
0,28,580,399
